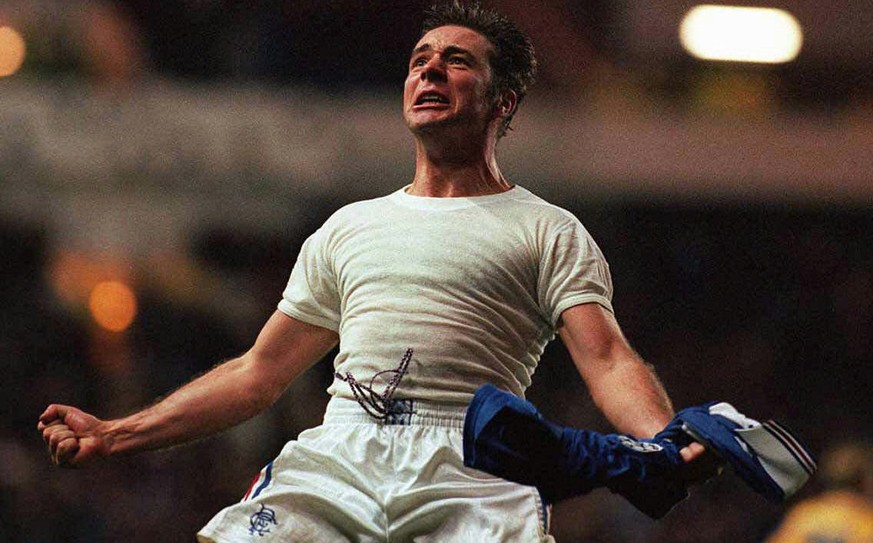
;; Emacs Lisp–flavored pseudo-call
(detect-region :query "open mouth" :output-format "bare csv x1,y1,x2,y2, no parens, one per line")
415,92,450,106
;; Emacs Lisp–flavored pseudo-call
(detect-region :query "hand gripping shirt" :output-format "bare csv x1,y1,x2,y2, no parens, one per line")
278,185,613,404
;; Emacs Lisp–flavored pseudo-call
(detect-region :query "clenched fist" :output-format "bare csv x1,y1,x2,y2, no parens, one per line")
38,405,111,468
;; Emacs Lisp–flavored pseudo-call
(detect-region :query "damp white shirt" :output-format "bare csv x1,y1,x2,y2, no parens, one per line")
278,185,613,404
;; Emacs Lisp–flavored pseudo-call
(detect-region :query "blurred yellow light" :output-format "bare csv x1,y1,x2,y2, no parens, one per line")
89,281,138,332
0,26,27,77
680,5,803,64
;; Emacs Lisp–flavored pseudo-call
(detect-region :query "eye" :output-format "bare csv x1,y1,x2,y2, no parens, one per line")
448,56,469,66
411,56,427,68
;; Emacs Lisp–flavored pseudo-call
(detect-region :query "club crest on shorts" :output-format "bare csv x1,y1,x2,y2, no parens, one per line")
248,503,278,536
618,435,663,453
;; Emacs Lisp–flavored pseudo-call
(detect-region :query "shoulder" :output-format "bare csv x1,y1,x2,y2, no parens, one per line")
321,192,398,227
512,187,581,225
506,187,592,243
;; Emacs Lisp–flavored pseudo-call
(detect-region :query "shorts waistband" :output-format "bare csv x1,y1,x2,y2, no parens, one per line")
323,397,467,428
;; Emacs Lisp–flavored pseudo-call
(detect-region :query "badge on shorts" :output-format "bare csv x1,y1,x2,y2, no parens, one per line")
249,503,278,536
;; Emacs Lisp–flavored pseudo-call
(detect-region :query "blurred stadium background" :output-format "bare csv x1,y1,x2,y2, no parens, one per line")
1,1,871,541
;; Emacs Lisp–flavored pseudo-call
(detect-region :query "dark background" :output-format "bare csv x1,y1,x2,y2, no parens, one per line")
1,1,870,541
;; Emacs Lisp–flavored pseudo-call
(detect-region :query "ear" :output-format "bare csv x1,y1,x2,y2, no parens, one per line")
494,89,518,120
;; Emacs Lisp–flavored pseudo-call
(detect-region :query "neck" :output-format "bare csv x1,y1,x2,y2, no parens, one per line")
408,129,511,197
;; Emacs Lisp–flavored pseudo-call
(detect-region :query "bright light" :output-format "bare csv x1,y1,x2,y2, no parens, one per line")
0,26,27,77
89,281,138,332
680,5,803,64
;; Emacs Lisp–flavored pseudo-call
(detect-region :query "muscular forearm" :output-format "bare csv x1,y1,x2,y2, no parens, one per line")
40,311,337,468
558,304,676,438
103,353,277,456
588,355,674,438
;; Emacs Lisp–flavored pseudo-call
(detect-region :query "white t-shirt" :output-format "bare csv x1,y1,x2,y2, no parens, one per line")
278,185,613,404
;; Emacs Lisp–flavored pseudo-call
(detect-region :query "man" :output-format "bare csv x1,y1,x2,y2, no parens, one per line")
39,3,706,541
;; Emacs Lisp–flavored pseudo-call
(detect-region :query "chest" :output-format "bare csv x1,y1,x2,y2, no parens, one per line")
331,217,539,298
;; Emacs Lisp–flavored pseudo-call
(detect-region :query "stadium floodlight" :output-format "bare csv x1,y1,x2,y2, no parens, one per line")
679,5,803,64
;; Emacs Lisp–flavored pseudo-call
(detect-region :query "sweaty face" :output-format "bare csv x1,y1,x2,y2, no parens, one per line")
403,25,497,135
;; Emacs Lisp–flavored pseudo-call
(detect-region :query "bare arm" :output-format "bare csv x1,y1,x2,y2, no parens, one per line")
38,310,338,467
558,303,711,466
557,303,674,438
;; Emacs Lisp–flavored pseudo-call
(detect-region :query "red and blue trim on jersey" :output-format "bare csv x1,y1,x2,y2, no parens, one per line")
241,461,274,502
762,420,817,476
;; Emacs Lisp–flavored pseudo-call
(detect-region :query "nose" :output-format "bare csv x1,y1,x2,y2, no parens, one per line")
420,57,447,82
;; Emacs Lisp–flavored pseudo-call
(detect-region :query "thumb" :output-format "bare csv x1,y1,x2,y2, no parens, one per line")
680,441,707,463
39,404,74,427
62,408,99,435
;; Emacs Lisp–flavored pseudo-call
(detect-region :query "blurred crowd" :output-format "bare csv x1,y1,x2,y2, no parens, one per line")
3,0,869,113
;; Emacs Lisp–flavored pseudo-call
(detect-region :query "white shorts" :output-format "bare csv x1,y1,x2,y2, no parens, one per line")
198,397,554,542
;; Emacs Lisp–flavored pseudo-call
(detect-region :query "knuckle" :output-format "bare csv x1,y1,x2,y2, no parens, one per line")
50,431,71,448
57,441,78,460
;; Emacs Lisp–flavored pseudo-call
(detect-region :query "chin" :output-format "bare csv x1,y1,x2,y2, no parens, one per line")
406,114,464,135
407,119,445,136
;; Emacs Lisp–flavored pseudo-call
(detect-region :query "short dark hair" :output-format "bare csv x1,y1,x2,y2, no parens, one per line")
422,1,537,137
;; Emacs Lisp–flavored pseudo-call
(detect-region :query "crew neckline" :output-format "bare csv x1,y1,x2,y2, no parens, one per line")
389,184,528,211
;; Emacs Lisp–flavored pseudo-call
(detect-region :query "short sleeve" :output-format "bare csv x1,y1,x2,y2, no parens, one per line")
538,220,613,326
277,226,341,331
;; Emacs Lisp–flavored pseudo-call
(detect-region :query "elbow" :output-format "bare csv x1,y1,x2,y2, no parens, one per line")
581,353,643,407
221,355,276,418
236,351,289,412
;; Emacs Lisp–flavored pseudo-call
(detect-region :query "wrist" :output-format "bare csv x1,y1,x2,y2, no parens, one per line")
102,417,137,457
